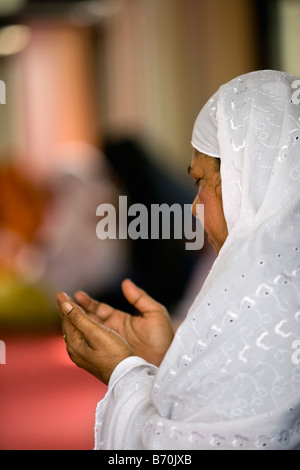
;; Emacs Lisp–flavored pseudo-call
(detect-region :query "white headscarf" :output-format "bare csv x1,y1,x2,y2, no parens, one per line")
95,70,300,450
191,93,220,158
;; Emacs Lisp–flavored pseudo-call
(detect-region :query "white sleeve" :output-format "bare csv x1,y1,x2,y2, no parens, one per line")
94,356,158,450
94,353,300,450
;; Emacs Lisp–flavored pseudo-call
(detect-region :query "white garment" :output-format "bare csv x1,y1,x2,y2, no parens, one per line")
191,92,220,158
94,70,300,450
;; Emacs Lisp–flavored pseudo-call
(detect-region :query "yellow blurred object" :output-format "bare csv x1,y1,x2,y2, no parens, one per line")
0,269,57,330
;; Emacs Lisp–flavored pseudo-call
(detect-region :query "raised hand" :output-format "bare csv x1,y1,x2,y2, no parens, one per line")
74,279,174,367
56,292,133,385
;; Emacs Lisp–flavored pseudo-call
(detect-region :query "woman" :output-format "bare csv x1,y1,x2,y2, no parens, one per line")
57,70,300,450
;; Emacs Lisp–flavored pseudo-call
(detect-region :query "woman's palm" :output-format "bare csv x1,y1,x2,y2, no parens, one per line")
74,279,174,366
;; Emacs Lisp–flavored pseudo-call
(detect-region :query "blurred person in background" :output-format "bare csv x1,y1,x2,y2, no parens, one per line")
36,144,128,305
100,137,202,315
36,139,201,317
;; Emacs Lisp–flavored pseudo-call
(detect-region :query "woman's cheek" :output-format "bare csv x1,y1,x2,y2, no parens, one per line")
195,189,210,227
198,186,210,205
199,188,218,230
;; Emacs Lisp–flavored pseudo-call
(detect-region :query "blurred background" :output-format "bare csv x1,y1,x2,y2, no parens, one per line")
0,0,299,450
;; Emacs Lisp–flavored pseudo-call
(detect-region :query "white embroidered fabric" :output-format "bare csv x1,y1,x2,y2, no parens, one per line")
94,70,300,450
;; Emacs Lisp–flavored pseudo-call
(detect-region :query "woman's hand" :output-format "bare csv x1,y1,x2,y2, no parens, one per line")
57,292,134,385
74,279,174,367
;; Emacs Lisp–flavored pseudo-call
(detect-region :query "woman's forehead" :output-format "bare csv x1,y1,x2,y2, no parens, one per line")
190,150,219,172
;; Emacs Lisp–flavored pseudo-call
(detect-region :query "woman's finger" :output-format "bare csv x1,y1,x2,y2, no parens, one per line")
56,292,80,341
121,279,165,316
56,292,96,343
59,301,107,350
74,291,115,321
56,293,133,385
58,297,129,355
74,291,98,313
56,291,73,315
58,304,88,352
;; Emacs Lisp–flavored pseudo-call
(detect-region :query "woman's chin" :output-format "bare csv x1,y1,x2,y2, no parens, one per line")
207,235,215,247
207,236,220,255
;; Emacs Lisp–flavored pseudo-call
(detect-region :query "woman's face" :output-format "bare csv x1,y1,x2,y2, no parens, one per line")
189,148,228,254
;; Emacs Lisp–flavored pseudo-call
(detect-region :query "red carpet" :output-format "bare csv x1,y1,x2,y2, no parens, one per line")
0,333,107,449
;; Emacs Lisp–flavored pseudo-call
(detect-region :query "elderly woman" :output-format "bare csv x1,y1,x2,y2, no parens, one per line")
57,70,300,450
